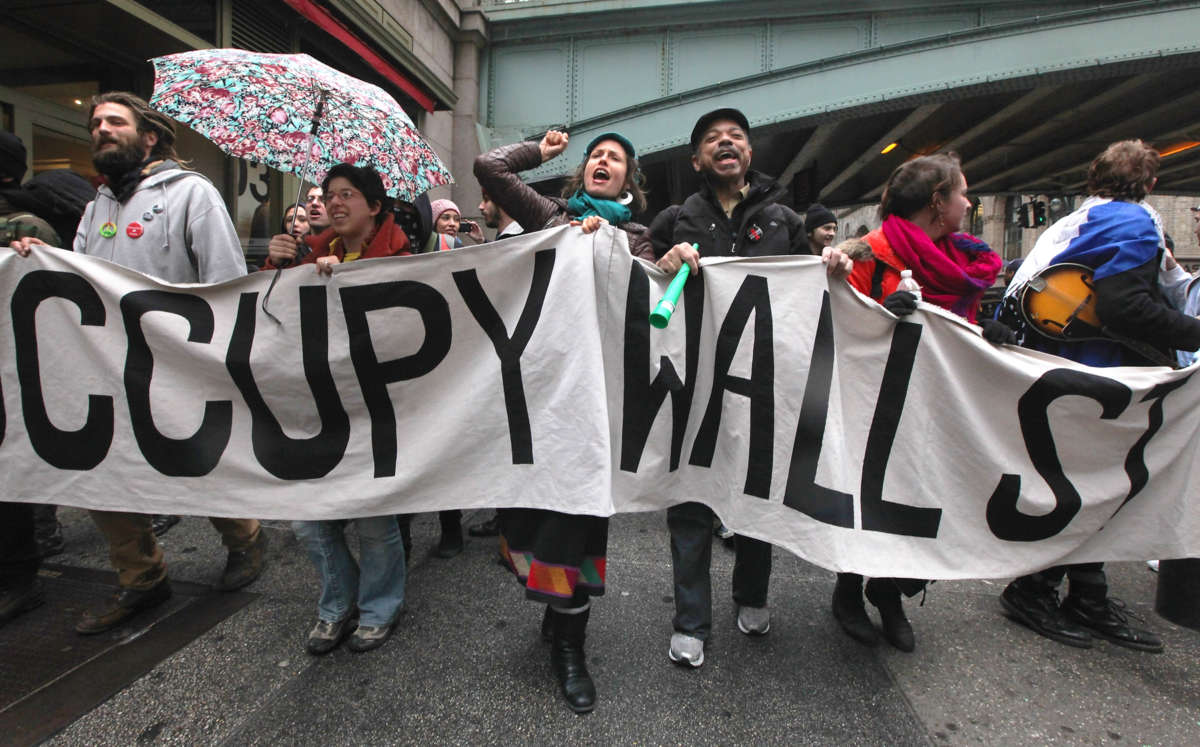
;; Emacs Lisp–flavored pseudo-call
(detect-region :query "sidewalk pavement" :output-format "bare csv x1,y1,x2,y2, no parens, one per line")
31,507,1200,745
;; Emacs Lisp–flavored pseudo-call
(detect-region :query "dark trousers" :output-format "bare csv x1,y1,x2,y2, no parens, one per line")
0,502,41,583
668,501,771,641
1020,562,1107,601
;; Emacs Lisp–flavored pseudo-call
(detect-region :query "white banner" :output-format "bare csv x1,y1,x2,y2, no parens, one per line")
3,225,1199,579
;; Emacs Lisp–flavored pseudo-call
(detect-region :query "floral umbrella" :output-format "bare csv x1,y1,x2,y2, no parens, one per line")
148,48,452,201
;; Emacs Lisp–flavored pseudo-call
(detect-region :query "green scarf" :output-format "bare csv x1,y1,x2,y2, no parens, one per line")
566,190,631,225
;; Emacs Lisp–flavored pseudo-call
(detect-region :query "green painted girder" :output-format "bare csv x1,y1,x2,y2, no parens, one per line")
487,0,1200,182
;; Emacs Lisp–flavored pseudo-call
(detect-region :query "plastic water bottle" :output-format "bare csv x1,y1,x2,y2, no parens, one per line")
896,269,921,302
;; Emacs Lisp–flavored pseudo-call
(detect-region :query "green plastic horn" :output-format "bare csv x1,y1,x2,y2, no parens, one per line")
649,252,695,329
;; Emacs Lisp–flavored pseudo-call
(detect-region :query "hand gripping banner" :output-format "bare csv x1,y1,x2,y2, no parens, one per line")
3,225,1199,579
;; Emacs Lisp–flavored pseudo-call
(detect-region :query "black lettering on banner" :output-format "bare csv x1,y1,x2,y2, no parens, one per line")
986,368,1131,542
226,289,350,479
619,261,704,472
782,291,853,527
860,321,942,538
11,270,113,469
452,248,554,465
689,274,774,498
121,290,232,476
341,281,451,477
1115,375,1192,518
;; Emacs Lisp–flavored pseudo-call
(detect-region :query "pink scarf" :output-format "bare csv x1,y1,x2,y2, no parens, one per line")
880,215,1001,323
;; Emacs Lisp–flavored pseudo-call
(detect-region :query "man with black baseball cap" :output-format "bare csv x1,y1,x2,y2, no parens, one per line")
645,107,851,669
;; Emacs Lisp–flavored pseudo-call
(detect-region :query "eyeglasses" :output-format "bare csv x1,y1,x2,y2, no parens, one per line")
324,189,363,203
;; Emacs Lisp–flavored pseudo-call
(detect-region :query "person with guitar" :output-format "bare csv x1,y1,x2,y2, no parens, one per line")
997,140,1200,653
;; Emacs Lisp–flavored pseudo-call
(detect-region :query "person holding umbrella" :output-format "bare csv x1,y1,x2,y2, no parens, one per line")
265,163,411,654
473,128,650,714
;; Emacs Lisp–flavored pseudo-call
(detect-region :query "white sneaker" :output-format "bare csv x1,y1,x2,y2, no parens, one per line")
1147,560,1160,573
737,605,771,635
668,632,704,667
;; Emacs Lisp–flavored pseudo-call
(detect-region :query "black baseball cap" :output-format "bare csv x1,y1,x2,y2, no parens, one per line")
690,108,750,151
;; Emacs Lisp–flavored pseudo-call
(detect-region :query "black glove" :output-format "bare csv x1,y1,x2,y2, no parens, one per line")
882,290,918,317
980,318,1017,345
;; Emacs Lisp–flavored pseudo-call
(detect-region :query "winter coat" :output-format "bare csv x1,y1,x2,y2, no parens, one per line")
0,192,61,248
263,213,411,270
641,170,808,260
301,213,411,263
847,228,906,303
473,141,650,256
1170,272,1200,367
1004,197,1200,367
74,160,246,284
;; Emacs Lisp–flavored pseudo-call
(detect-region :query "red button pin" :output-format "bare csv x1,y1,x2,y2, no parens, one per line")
126,222,144,239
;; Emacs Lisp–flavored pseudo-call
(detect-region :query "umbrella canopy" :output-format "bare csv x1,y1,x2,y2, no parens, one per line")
149,48,452,201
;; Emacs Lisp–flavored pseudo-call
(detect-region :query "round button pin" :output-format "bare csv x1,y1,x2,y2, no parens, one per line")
99,222,117,239
143,211,154,221
126,222,144,239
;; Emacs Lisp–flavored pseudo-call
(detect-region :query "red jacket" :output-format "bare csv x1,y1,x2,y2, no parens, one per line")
265,213,411,269
847,228,905,303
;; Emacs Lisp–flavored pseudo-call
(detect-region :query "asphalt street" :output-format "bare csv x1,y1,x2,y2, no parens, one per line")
24,507,1200,746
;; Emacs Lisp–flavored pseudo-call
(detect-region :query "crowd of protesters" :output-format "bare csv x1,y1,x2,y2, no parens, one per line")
2,88,1195,715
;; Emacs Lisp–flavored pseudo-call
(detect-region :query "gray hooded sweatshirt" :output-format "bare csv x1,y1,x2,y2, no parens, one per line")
73,161,246,284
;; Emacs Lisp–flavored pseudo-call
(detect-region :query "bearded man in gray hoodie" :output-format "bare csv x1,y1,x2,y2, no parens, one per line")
12,92,266,633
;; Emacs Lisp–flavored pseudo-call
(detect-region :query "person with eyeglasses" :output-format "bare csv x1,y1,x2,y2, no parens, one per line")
265,163,412,655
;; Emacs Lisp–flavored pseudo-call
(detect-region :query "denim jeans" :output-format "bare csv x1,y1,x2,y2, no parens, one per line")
667,501,772,641
292,516,406,627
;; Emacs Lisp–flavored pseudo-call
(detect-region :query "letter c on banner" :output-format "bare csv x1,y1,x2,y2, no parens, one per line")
121,290,233,476
11,270,114,469
986,368,1131,542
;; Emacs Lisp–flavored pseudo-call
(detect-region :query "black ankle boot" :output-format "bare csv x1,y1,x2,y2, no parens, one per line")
435,510,463,559
865,578,915,652
832,573,879,646
550,606,596,713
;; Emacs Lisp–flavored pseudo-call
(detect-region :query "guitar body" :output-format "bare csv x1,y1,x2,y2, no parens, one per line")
1019,263,1104,340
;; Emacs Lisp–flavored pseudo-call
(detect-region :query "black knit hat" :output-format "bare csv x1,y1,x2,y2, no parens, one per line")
0,131,28,183
804,203,837,234
690,108,750,151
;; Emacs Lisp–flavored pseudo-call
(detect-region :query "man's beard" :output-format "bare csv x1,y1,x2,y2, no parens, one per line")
93,140,146,180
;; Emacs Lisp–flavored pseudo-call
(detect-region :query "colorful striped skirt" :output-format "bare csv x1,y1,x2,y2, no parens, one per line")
498,508,607,606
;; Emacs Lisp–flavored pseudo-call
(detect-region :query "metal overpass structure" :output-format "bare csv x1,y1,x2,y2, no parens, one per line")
479,0,1200,211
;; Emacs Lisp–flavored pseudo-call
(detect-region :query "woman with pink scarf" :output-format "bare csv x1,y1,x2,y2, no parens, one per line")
836,153,1005,653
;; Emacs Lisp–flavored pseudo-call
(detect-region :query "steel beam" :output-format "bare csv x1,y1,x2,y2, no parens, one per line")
506,2,1200,182
818,103,941,201
777,123,839,186
974,87,1200,191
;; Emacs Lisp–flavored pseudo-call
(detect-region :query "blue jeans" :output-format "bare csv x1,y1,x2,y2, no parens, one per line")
667,501,771,641
292,516,406,627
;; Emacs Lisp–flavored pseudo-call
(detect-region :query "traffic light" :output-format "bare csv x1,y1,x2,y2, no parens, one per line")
1018,200,1048,229
1019,201,1034,228
1032,200,1047,227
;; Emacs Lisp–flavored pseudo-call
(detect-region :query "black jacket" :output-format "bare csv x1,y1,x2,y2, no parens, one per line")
642,170,809,259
